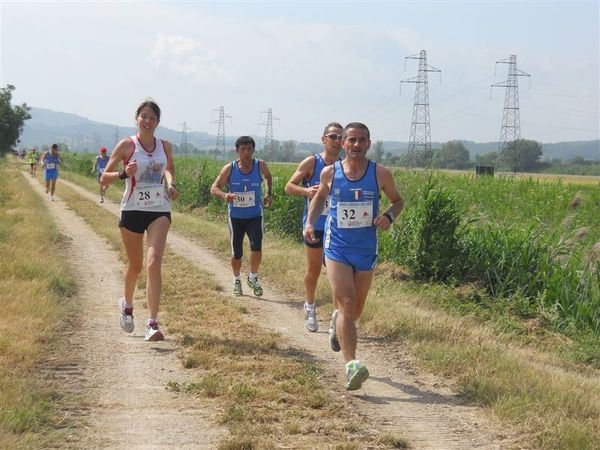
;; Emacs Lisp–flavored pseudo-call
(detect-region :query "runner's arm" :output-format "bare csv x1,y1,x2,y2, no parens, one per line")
163,141,178,201
284,156,316,198
210,164,235,203
100,139,135,186
303,165,333,243
373,165,404,231
260,160,273,208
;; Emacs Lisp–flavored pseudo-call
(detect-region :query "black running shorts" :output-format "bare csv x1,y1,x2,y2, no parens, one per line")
119,210,171,234
228,215,263,259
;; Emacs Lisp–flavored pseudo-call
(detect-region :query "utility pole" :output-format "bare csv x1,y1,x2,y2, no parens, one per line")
210,106,231,157
93,132,100,152
491,55,531,174
400,49,441,168
180,121,189,156
258,108,280,153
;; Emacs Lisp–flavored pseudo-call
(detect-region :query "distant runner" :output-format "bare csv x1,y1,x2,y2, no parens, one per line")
41,144,63,201
100,99,178,342
28,148,39,178
284,122,343,334
91,147,110,203
304,122,404,391
210,136,273,297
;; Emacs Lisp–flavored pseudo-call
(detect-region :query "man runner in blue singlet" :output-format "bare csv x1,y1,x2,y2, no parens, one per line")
210,136,273,297
41,144,63,201
285,122,343,335
91,147,110,203
304,122,404,391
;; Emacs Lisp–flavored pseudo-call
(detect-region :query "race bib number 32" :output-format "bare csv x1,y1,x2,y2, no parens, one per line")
337,201,373,228
134,184,164,208
232,191,256,208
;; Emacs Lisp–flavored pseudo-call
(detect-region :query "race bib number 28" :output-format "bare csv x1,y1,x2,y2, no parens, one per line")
337,201,373,228
134,184,164,208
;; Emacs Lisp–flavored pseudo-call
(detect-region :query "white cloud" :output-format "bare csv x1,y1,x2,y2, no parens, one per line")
148,34,237,86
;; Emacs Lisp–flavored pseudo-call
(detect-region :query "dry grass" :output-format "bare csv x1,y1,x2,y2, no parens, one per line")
0,164,78,449
55,180,392,448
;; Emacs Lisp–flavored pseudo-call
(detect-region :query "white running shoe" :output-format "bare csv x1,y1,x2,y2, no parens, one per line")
145,323,164,342
329,309,341,352
304,305,319,332
233,279,243,296
118,298,134,333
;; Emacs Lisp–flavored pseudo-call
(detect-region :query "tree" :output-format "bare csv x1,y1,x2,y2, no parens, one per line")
372,140,384,163
432,140,470,169
497,139,543,172
0,85,31,156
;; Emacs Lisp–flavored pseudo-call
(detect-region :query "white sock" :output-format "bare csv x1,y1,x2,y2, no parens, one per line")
234,274,241,281
304,302,315,310
249,272,258,280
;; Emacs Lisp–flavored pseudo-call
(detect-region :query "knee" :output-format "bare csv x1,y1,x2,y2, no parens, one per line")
305,265,321,280
127,261,143,276
147,254,162,275
337,297,359,320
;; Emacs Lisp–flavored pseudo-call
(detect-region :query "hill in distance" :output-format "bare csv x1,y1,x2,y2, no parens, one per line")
20,107,599,161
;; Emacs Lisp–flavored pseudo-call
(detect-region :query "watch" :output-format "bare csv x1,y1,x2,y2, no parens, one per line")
383,211,394,223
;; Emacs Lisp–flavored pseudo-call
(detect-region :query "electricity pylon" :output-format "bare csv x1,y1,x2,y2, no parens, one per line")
400,49,441,168
210,106,231,156
180,121,189,155
258,108,280,152
491,55,531,174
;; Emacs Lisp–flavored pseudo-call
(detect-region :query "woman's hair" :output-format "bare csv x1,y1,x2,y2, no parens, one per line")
135,99,161,121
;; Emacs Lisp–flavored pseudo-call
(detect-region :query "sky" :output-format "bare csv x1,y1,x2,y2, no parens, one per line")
1,0,599,145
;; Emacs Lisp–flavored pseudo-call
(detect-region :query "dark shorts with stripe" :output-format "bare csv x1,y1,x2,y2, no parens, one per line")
119,210,171,234
229,216,263,259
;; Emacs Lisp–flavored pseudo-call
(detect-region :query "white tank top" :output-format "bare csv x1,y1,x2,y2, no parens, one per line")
120,135,171,212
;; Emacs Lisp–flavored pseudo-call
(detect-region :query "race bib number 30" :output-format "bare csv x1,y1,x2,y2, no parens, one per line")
337,201,373,228
134,184,164,208
232,191,256,208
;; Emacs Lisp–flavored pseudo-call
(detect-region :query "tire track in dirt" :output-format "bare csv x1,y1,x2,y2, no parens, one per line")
60,177,519,449
24,174,226,449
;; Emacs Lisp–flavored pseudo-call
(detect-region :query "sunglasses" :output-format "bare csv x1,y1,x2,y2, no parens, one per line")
324,133,343,141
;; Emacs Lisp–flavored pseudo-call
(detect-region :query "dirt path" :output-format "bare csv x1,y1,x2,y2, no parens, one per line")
59,178,518,449
24,174,225,449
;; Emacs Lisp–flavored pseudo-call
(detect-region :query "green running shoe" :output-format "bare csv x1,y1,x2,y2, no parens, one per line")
345,360,369,391
247,276,263,297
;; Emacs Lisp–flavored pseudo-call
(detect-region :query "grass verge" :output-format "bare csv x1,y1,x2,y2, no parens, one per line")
0,164,78,449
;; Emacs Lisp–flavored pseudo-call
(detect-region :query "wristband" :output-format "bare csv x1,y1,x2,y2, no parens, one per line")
383,211,394,223
118,170,128,180
168,182,177,189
